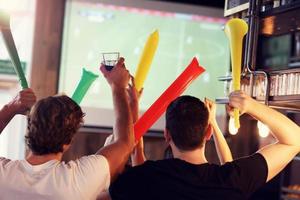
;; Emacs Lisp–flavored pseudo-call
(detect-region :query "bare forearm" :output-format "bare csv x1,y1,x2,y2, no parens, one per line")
112,87,133,143
248,101,300,147
131,100,139,123
131,148,146,166
129,97,147,166
0,104,16,134
211,121,233,164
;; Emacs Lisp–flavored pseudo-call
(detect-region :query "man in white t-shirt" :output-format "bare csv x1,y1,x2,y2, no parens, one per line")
0,57,135,200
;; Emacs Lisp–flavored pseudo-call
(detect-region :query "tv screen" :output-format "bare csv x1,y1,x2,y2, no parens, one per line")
257,34,292,71
59,0,229,130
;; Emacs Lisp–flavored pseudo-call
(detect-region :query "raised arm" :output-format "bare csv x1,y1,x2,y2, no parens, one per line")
97,58,135,181
229,91,300,182
205,98,233,165
102,80,146,167
0,88,36,134
127,82,146,166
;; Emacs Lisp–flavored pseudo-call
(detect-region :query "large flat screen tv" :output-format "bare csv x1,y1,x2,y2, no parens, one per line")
59,0,229,131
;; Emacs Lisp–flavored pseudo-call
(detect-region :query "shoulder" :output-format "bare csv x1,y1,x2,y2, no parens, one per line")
113,159,181,181
129,159,174,171
59,155,110,178
143,158,181,167
223,153,268,172
65,155,109,169
111,159,191,184
61,155,111,196
220,153,268,179
111,160,165,179
220,153,268,196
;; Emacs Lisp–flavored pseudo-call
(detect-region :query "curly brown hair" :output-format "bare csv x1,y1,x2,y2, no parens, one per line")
26,95,84,155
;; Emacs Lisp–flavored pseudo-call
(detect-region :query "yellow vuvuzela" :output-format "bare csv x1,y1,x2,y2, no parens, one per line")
225,18,248,129
135,30,159,91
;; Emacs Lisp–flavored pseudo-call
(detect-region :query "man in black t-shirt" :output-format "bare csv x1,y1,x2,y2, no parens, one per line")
99,91,300,200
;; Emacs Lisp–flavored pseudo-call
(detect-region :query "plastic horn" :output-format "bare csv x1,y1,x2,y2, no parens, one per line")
224,18,248,129
134,30,159,91
71,68,99,104
134,57,205,140
0,10,28,89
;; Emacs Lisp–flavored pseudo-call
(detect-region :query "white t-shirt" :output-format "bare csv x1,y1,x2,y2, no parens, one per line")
0,155,110,200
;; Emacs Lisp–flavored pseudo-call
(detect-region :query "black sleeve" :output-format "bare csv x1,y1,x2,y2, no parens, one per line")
221,153,268,197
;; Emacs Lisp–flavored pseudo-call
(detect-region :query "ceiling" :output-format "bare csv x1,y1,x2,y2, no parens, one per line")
151,0,225,8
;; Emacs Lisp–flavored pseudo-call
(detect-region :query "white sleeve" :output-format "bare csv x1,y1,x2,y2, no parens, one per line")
73,155,111,198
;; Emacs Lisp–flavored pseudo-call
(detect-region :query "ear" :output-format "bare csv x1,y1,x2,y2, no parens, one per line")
164,129,171,143
205,125,213,141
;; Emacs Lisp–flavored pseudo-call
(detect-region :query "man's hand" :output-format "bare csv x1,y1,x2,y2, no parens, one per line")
0,88,36,134
204,98,217,125
100,57,130,90
228,91,256,115
7,88,36,115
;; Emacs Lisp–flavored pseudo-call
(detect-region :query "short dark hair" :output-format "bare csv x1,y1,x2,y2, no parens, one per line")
166,95,209,151
26,95,84,155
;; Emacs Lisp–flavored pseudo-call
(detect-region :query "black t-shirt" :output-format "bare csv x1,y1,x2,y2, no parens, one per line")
109,153,268,200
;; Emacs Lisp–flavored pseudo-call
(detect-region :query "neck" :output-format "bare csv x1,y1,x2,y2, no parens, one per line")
171,143,207,165
26,151,63,165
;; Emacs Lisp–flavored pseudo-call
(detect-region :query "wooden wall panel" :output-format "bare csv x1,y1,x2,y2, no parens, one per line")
30,0,66,99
